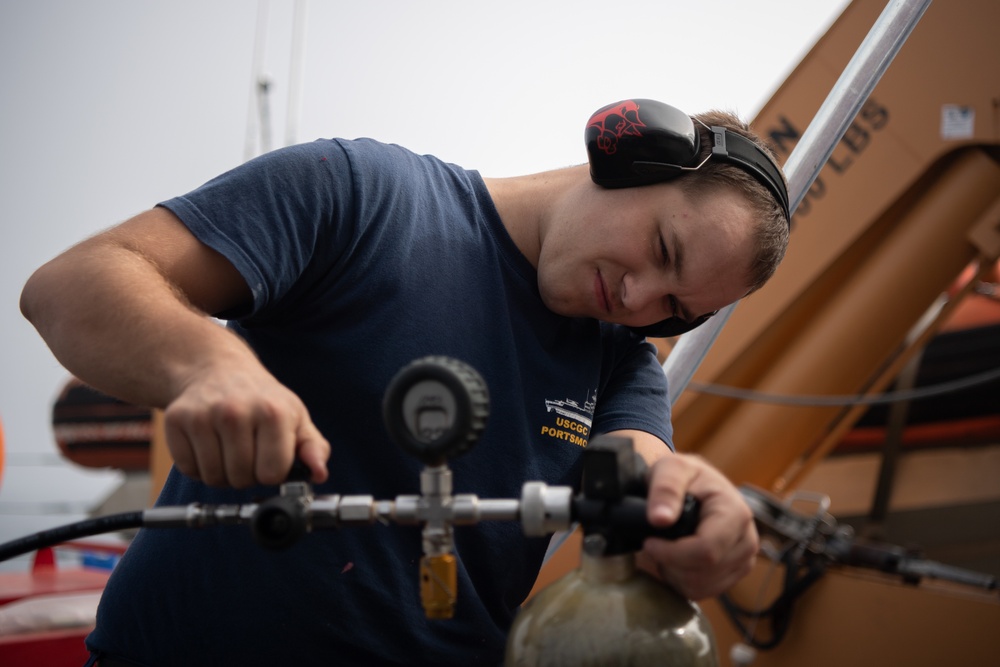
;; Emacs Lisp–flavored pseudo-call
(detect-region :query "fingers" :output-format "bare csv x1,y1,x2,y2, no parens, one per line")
218,403,259,488
253,408,331,486
646,455,697,527
296,421,331,485
639,453,760,600
252,402,296,487
163,376,329,489
640,520,758,599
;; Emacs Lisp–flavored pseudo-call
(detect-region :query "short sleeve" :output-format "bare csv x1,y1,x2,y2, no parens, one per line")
158,140,356,320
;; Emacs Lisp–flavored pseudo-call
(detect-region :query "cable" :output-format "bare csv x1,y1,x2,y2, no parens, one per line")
718,550,828,650
0,512,143,562
729,549,783,665
688,365,1000,407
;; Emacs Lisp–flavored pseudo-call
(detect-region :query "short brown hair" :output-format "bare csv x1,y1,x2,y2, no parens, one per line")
678,110,789,294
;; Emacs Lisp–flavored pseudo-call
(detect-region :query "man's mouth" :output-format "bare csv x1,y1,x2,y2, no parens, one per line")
594,270,612,315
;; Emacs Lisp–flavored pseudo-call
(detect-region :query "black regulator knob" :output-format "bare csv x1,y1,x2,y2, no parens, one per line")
252,494,309,550
382,356,490,465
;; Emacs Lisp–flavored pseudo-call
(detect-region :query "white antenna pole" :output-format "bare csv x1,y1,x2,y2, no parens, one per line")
244,0,271,161
285,0,308,148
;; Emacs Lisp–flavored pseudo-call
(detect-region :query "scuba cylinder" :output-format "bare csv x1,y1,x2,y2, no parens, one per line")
505,535,718,666
505,436,719,666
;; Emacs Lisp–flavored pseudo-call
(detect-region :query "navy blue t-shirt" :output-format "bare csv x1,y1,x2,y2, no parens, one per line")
87,138,673,665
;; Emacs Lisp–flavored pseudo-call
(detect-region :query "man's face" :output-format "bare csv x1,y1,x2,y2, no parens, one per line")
536,179,756,329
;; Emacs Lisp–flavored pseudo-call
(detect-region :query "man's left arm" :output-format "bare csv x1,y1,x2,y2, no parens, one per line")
605,429,759,600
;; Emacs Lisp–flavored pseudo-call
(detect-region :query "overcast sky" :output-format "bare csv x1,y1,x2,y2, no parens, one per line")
0,0,851,563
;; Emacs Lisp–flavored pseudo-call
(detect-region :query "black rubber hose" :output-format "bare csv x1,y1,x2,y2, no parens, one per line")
0,511,144,562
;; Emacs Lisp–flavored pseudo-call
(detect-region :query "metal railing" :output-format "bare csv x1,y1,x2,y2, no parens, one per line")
663,0,934,402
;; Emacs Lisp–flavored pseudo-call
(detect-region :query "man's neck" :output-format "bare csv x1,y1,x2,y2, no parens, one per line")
483,165,587,269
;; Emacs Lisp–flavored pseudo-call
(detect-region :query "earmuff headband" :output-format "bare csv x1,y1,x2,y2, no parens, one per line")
586,99,790,223
705,125,790,223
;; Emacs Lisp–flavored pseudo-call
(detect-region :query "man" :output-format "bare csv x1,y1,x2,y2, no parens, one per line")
21,99,787,665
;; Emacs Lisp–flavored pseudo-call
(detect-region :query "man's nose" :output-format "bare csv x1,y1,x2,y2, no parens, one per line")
622,272,667,315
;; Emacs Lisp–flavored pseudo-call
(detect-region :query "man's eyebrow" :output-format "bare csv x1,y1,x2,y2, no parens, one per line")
670,228,685,283
669,229,692,321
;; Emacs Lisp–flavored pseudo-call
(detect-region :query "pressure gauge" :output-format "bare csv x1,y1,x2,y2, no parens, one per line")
382,356,489,464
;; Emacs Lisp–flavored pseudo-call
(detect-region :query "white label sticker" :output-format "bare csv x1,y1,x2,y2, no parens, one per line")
941,105,974,139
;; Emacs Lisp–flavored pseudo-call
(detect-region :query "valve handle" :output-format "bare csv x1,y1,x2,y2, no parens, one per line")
382,356,490,465
573,493,700,546
521,481,700,549
576,435,702,554
285,458,313,483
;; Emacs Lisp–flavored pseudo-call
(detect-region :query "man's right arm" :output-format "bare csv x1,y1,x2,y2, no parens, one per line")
20,207,330,488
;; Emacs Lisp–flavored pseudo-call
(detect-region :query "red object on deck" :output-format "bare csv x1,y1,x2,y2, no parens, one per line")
0,627,93,665
0,543,126,666
0,547,117,608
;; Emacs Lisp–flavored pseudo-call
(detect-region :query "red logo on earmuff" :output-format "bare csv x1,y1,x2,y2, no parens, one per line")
587,100,646,155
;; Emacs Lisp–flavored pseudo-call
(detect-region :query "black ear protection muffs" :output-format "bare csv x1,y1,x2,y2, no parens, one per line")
585,99,790,338
586,99,790,217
